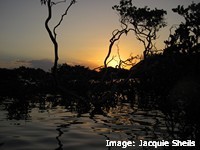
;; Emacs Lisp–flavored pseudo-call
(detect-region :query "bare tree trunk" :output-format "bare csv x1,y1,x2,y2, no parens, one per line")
53,42,58,81
45,0,58,82
143,50,147,60
104,41,114,68
42,0,76,85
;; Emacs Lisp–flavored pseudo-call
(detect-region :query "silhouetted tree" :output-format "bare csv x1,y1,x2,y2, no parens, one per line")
41,0,76,83
104,22,128,68
164,2,200,54
105,0,167,64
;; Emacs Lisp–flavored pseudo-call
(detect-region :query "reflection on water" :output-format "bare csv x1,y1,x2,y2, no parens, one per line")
0,95,171,150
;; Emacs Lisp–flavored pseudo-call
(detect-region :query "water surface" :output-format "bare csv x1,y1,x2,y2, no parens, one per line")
0,96,169,150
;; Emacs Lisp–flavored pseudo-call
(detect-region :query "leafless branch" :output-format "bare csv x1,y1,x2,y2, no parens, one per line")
104,23,130,68
107,55,117,66
51,0,67,6
93,65,104,71
53,0,76,39
116,43,139,69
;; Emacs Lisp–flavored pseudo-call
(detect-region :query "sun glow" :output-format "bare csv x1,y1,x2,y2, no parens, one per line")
107,58,119,68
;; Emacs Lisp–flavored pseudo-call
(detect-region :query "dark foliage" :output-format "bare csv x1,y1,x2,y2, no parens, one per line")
1,1,200,149
164,2,200,55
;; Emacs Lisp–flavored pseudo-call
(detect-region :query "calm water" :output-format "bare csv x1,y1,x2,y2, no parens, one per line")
0,96,169,150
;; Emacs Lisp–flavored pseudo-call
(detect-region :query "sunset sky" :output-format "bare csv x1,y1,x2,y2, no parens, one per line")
0,0,198,71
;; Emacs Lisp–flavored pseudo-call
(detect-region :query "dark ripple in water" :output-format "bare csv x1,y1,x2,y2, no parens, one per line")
0,97,169,150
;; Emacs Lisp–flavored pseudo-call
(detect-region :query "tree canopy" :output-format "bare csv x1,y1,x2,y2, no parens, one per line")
113,0,167,59
164,2,200,54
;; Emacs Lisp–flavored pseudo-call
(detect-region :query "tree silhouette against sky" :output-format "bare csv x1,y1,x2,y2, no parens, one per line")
164,2,200,54
41,0,76,81
104,0,167,68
